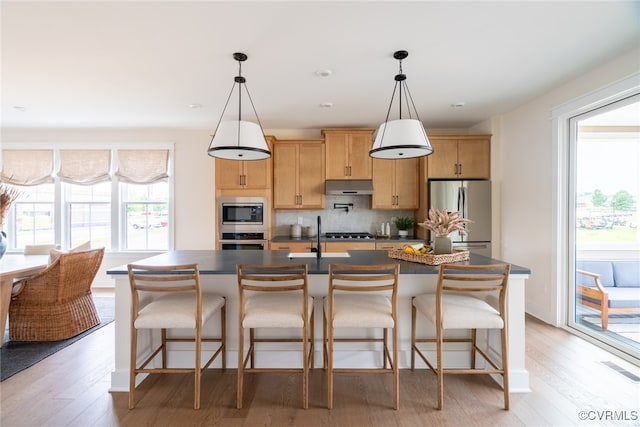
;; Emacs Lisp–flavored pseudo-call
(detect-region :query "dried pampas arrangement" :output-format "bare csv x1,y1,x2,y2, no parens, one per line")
419,208,472,237
0,183,20,225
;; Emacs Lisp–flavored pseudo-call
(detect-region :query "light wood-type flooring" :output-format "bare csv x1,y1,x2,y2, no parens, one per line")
1,315,639,426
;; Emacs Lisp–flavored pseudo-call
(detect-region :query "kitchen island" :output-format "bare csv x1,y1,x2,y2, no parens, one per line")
107,250,531,393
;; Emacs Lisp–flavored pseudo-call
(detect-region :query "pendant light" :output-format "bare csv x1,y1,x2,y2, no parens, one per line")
207,52,271,160
369,50,433,159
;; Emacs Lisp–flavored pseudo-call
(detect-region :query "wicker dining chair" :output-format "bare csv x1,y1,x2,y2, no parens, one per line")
411,263,511,410
324,263,400,409
9,247,105,341
127,263,226,410
236,263,313,409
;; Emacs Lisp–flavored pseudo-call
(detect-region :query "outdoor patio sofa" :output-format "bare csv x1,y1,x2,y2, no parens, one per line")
576,260,640,330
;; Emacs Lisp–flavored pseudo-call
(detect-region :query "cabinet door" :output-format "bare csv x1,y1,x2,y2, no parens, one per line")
458,139,490,179
427,139,459,178
215,159,244,189
324,133,349,179
298,143,325,208
273,143,299,208
325,241,375,252
372,158,419,209
348,133,373,179
243,157,271,189
395,158,419,209
372,158,396,209
376,241,412,250
270,241,314,251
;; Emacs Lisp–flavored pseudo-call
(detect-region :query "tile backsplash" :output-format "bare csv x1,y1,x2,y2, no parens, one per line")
274,195,415,236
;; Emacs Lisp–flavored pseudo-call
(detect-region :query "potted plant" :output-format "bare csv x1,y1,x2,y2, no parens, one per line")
394,216,415,238
0,183,20,259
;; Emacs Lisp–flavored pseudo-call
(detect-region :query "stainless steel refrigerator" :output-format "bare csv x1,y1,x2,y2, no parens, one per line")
428,180,492,257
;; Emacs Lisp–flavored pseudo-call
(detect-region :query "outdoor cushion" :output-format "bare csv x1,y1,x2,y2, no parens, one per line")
577,261,615,287
612,261,640,288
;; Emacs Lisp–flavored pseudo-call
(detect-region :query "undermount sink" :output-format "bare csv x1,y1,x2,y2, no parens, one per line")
287,252,351,259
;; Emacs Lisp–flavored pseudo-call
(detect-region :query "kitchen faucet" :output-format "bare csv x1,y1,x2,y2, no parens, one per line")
317,215,322,260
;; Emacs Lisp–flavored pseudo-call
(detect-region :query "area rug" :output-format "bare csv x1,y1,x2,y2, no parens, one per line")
0,296,114,381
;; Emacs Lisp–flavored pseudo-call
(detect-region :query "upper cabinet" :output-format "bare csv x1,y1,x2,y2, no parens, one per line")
322,129,374,179
427,135,491,179
215,136,274,190
273,140,325,209
372,158,419,209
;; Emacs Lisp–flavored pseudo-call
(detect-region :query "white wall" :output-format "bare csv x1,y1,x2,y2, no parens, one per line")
484,47,640,325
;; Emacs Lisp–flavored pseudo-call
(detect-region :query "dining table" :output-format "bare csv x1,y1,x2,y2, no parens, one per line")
0,254,49,347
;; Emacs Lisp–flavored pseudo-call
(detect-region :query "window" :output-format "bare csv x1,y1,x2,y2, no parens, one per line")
66,182,111,249
123,182,169,250
13,184,55,247
0,145,172,252
555,74,640,364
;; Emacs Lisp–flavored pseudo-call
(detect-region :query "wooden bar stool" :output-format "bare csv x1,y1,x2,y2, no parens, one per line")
127,263,226,409
324,263,400,409
236,263,314,409
411,263,511,409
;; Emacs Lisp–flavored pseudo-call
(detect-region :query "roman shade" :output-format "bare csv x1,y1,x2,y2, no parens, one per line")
58,150,111,185
116,150,168,184
0,150,54,185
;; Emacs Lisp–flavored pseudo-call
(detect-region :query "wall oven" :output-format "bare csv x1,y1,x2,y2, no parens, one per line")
219,232,267,250
218,197,268,250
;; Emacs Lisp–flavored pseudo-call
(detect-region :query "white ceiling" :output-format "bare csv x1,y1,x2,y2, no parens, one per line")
2,1,639,131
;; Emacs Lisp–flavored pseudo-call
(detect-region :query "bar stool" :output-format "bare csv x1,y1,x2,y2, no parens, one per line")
324,263,400,409
411,263,511,409
236,263,313,409
127,263,226,409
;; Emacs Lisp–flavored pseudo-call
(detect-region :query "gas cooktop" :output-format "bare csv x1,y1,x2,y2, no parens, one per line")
324,232,374,239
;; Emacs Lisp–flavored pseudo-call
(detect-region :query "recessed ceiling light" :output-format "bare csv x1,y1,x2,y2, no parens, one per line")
13,106,27,112
319,102,334,108
450,102,466,108
188,103,202,109
315,69,332,77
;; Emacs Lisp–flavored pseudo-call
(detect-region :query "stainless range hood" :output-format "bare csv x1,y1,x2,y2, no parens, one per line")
325,179,374,196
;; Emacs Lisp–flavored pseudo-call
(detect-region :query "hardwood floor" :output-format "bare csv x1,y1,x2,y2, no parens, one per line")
1,315,639,426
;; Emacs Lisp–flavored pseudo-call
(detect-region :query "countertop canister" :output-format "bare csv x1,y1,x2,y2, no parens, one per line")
290,224,302,238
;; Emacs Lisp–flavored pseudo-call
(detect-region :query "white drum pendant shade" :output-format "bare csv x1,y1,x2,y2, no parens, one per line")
370,119,433,159
208,120,270,160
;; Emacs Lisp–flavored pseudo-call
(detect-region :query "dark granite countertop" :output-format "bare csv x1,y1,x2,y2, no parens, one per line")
107,250,531,276
271,235,423,243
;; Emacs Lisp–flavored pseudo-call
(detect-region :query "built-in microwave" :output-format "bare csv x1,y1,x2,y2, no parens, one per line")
218,197,267,234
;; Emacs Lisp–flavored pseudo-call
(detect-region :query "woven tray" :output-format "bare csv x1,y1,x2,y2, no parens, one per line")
387,248,470,265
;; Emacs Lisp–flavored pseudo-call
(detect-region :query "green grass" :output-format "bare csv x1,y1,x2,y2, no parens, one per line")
576,227,637,243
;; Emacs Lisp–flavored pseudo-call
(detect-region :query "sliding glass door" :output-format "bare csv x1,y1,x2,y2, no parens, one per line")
568,95,640,361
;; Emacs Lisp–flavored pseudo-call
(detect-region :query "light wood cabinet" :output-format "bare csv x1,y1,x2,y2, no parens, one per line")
372,158,419,209
215,136,274,190
270,241,321,251
375,241,420,250
427,135,490,179
273,140,325,209
322,129,374,179
324,241,375,252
